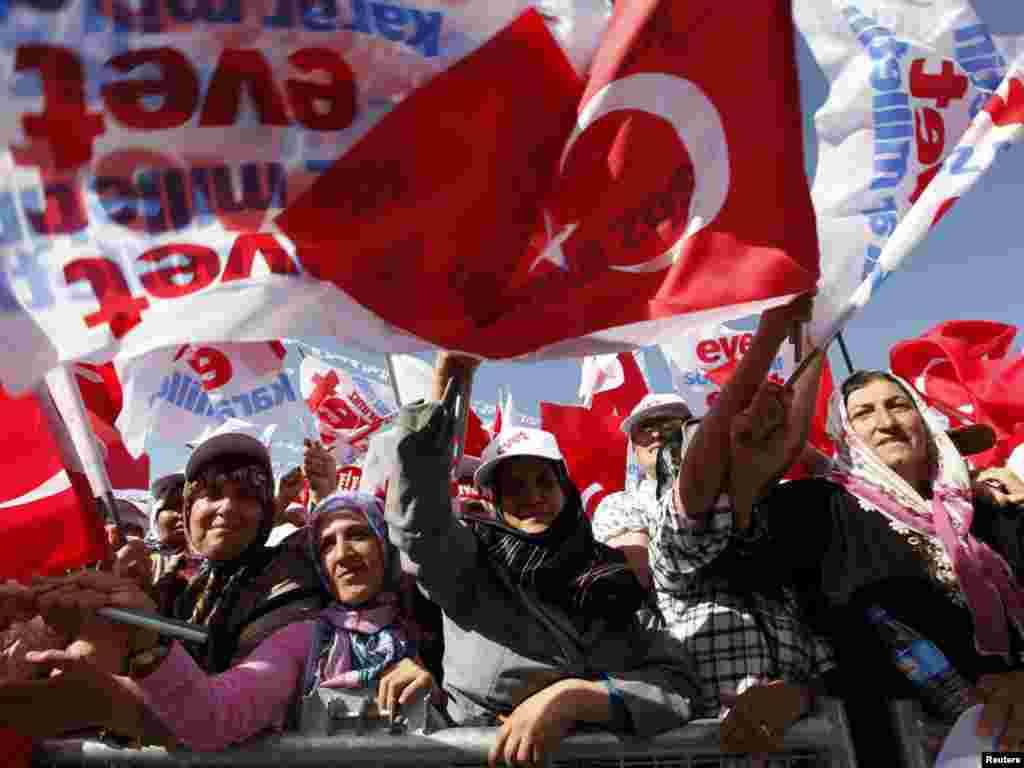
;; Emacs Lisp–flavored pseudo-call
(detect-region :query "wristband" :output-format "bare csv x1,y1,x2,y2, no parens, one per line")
600,674,635,734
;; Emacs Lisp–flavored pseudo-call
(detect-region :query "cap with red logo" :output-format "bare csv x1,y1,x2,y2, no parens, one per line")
620,393,694,435
475,428,565,490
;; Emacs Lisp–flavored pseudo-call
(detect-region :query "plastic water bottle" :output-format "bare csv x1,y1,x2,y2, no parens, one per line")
866,604,973,723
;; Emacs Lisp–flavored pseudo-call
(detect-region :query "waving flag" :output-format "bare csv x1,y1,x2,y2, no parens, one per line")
891,320,1024,466
116,341,299,457
71,363,149,489
0,0,816,393
798,0,1024,343
299,354,395,453
0,388,106,580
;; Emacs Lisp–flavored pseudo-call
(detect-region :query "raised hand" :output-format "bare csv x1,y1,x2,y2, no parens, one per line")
730,382,794,530
304,440,338,503
972,467,1024,509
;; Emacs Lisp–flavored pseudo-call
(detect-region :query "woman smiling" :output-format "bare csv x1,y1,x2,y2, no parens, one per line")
737,371,1024,762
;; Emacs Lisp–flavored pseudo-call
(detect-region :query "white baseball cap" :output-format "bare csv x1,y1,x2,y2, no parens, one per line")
475,428,565,490
620,393,694,434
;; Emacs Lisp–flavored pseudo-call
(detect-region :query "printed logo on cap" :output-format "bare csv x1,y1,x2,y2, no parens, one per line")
496,431,531,455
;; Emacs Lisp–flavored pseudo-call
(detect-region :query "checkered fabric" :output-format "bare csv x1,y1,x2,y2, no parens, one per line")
593,485,835,711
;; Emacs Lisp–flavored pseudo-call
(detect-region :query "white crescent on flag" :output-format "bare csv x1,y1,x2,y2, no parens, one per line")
561,72,731,274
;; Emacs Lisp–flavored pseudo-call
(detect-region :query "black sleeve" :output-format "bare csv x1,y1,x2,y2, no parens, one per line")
971,498,1024,584
754,478,841,578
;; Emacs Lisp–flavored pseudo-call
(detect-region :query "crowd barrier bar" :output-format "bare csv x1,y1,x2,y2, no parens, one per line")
34,698,859,768
890,699,950,768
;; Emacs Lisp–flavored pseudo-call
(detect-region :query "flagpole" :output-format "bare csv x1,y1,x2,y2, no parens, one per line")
34,371,209,646
385,354,403,407
44,365,124,535
836,332,856,375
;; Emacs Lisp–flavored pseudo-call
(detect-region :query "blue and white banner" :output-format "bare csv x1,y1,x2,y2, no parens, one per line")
115,340,303,457
797,0,1023,344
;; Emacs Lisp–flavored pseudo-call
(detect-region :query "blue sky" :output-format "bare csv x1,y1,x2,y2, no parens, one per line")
148,3,1024,481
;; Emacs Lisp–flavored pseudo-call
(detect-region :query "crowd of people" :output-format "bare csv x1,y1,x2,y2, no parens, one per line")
2,296,1024,767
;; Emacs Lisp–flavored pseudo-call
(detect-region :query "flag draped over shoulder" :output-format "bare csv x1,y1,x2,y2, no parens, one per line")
0,0,817,393
797,0,1024,343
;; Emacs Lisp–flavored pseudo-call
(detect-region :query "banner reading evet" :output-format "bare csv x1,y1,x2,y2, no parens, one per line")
0,0,818,393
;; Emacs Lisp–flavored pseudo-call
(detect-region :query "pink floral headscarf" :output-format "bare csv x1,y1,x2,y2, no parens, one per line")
827,372,1024,658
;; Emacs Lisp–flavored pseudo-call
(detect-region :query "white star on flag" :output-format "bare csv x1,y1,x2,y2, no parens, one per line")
529,211,578,272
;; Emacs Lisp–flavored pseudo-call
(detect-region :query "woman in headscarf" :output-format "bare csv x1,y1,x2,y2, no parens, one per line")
736,370,1024,762
168,432,327,671
0,492,433,749
387,353,701,768
141,473,203,616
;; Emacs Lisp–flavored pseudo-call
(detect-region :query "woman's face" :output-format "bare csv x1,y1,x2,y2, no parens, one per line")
318,509,386,605
188,479,265,561
496,457,565,534
846,378,929,478
156,498,186,549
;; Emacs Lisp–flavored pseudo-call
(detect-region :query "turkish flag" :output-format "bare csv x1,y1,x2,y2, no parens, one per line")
590,353,649,419
73,364,150,491
891,321,1024,466
0,390,107,581
278,0,817,358
541,400,628,518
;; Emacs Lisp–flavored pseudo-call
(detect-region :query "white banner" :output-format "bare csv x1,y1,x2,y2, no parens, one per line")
0,1,611,393
660,323,795,418
797,0,1022,343
116,341,302,457
298,355,395,452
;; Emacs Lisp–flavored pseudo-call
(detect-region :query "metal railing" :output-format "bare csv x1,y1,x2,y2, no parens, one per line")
890,700,949,768
33,699,859,768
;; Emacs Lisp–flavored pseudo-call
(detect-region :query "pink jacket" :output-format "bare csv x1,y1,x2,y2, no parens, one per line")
139,620,316,751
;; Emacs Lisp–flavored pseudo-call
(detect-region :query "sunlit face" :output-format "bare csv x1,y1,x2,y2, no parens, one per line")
496,457,565,534
631,417,687,478
188,479,265,561
318,510,386,605
846,378,929,477
156,498,186,550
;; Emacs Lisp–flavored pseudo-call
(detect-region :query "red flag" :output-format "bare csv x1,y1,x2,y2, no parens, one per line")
464,408,491,459
541,400,627,518
74,364,150,491
891,321,1024,466
279,0,817,358
0,391,107,581
590,353,649,418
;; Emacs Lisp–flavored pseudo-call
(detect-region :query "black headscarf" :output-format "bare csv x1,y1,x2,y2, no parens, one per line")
468,460,648,630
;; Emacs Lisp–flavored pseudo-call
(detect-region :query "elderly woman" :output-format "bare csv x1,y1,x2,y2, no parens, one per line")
737,370,1024,762
388,355,700,768
0,492,433,748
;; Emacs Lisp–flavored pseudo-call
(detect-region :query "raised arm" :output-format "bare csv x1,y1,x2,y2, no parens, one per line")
385,355,484,616
676,295,812,523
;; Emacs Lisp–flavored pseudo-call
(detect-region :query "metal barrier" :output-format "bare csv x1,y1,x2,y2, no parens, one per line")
33,698,859,768
890,700,949,768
